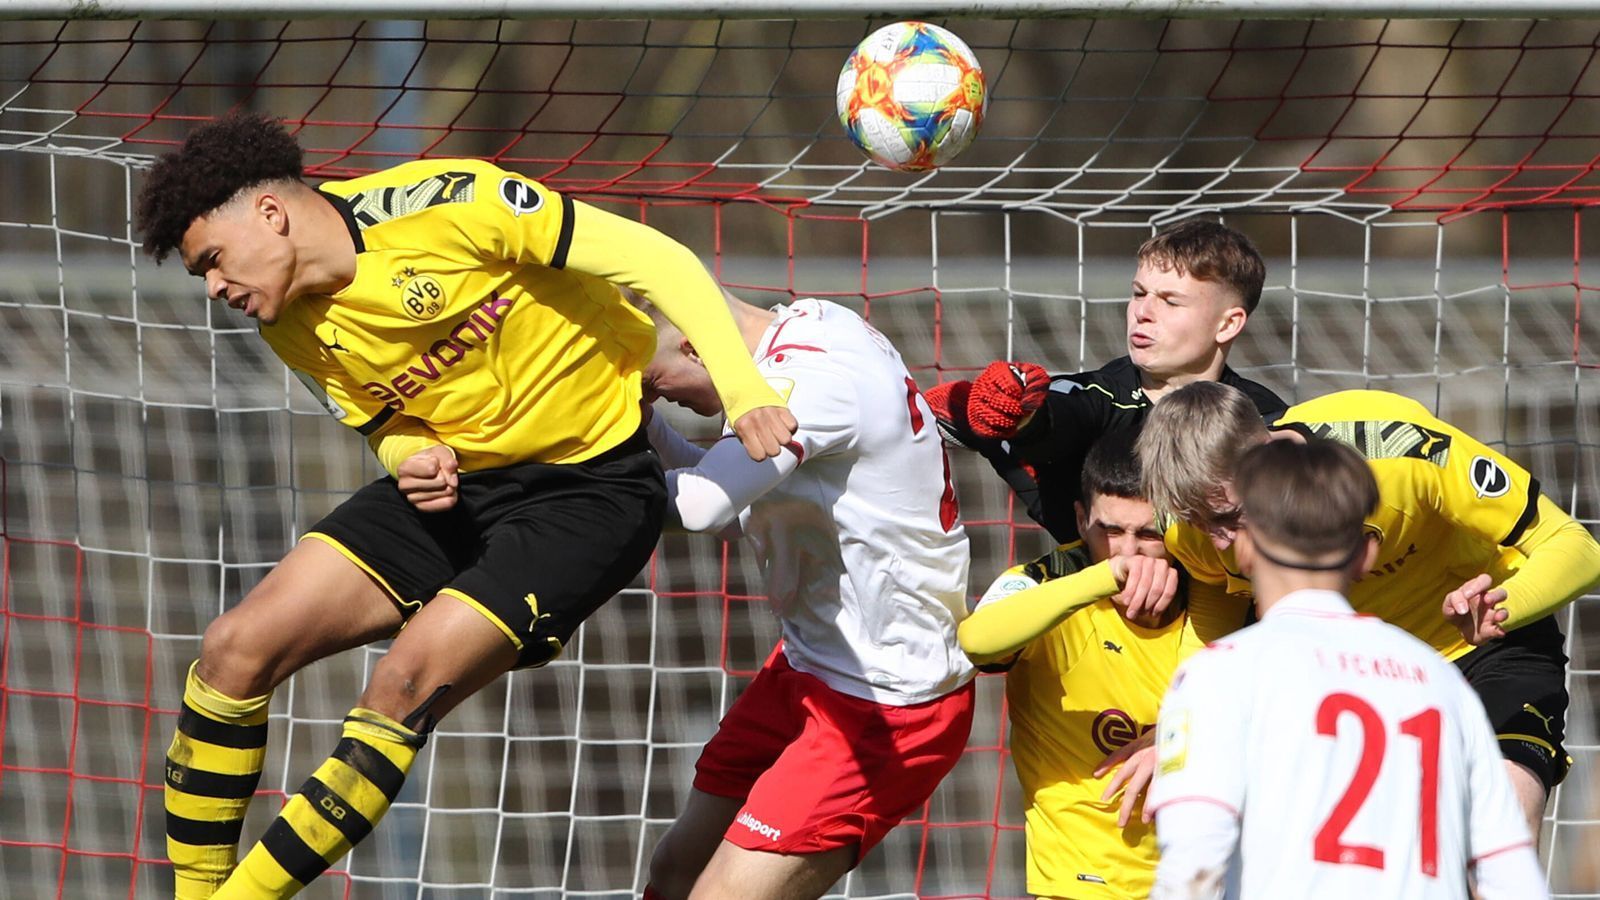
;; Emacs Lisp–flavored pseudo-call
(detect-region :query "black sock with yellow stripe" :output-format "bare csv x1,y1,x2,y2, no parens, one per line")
215,708,423,898
166,661,271,899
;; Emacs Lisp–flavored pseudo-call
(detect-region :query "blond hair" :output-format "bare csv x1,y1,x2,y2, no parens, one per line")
1234,439,1377,564
1137,381,1269,524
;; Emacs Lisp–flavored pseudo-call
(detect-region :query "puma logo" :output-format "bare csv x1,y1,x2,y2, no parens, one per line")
1523,703,1556,734
1103,640,1123,654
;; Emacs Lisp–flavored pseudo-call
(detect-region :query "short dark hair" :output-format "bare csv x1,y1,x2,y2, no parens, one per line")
1235,438,1378,563
1080,428,1144,505
1137,220,1266,314
135,112,305,262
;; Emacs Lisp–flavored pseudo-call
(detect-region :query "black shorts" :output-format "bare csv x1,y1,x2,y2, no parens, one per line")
306,428,665,669
1453,614,1571,790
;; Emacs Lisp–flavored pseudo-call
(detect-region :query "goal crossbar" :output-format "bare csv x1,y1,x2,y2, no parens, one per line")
4,0,1600,20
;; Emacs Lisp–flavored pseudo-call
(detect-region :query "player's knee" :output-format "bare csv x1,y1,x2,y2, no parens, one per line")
196,609,282,698
360,654,454,729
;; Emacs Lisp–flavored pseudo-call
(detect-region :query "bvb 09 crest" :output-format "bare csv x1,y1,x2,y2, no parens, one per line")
397,267,446,321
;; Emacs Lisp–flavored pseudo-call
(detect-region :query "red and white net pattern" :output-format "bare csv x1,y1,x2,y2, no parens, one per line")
0,15,1596,899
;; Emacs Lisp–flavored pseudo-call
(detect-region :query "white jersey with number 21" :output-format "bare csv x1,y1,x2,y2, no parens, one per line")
1147,589,1543,900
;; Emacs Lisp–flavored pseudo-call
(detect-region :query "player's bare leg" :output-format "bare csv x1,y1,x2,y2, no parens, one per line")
168,538,405,899
688,841,857,900
1504,760,1549,849
196,539,407,698
216,591,518,898
646,789,744,899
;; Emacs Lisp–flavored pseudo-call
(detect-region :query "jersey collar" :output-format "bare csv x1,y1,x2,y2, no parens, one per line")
316,188,366,254
1266,588,1356,619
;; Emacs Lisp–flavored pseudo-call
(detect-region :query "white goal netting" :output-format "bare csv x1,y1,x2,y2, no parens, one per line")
0,11,1596,899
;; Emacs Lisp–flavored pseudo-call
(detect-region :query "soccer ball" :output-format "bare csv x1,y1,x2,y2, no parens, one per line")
836,22,987,172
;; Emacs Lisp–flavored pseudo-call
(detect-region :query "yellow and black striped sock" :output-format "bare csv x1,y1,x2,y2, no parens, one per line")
215,708,422,899
166,661,271,900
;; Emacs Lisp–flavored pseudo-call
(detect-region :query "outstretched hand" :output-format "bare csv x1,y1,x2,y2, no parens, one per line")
967,361,1050,439
1442,572,1509,645
1096,729,1158,827
1110,555,1180,626
397,445,460,512
730,404,798,461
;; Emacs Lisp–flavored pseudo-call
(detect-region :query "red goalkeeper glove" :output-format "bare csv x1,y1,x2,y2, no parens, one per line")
924,379,977,449
968,361,1050,439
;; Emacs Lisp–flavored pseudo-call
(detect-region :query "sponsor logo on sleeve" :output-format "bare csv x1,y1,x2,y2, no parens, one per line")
290,369,348,420
1469,455,1510,499
498,176,544,216
764,376,795,403
1158,710,1189,775
976,575,1036,608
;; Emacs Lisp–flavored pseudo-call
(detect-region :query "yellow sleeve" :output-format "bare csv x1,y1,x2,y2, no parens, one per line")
461,163,783,424
561,199,782,423
958,560,1119,665
1424,424,1541,548
1498,495,1600,629
366,414,448,478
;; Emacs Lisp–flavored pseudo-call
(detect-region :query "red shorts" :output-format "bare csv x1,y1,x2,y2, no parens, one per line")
693,650,974,858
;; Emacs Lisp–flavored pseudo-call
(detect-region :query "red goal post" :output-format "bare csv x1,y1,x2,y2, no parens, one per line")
0,2,1597,898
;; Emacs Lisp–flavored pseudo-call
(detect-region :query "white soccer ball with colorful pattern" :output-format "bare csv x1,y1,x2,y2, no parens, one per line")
836,22,987,172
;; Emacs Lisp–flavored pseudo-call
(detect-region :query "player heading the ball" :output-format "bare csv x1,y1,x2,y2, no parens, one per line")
136,112,794,899
1148,438,1548,900
637,292,974,900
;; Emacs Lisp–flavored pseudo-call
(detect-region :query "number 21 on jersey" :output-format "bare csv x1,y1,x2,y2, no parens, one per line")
1315,692,1441,877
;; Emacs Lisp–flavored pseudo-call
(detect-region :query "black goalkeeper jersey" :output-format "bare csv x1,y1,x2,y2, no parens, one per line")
946,356,1287,543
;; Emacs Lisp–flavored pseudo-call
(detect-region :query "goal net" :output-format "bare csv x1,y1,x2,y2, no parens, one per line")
1,6,1596,898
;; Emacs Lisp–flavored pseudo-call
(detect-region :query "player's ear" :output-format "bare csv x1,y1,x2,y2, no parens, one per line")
1234,527,1256,577
1214,302,1247,345
1074,500,1090,537
680,337,705,368
255,191,289,236
1352,535,1379,579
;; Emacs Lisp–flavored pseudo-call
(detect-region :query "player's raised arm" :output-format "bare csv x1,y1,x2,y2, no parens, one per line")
960,556,1176,665
1409,413,1600,641
1462,493,1600,640
560,200,795,459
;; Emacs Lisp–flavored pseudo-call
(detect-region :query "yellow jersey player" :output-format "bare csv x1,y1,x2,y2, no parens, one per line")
135,112,795,899
958,430,1196,900
1137,382,1600,845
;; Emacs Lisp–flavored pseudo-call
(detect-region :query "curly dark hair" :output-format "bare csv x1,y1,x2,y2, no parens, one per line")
135,112,305,262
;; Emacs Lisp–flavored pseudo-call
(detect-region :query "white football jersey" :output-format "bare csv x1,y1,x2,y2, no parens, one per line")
727,298,972,706
1148,589,1535,899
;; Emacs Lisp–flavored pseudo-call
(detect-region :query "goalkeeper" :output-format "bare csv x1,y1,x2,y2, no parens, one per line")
136,112,795,899
928,220,1285,545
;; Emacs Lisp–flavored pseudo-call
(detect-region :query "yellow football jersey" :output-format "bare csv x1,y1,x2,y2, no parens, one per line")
262,158,774,471
1165,390,1539,660
1000,544,1192,900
